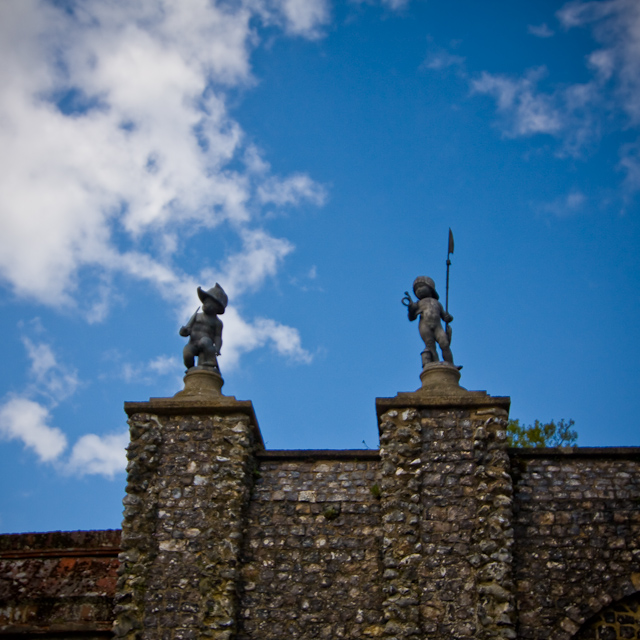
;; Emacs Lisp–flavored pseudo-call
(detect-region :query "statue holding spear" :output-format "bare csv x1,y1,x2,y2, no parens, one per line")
402,229,456,369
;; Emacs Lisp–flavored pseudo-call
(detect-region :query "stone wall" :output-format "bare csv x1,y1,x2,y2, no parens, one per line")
511,448,640,640
1,393,640,640
574,593,640,639
238,450,383,639
114,398,261,640
0,529,120,638
376,392,515,640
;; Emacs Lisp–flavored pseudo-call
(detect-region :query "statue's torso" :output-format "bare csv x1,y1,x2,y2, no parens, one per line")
416,298,442,325
190,312,222,341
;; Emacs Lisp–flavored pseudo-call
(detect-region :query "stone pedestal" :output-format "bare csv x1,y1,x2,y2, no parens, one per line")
376,389,515,640
174,366,224,399
114,396,263,640
419,362,466,395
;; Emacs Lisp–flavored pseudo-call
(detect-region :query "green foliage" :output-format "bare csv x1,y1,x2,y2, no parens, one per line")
507,418,578,448
370,483,381,500
322,506,340,520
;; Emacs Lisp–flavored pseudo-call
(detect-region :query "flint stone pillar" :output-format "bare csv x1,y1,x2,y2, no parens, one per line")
114,396,263,640
377,389,515,640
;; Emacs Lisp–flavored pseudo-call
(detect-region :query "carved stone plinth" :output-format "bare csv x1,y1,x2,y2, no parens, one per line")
419,362,466,395
174,365,223,399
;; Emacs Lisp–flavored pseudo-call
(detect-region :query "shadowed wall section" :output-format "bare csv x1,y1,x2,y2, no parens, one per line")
237,451,384,639
0,530,120,638
511,449,640,640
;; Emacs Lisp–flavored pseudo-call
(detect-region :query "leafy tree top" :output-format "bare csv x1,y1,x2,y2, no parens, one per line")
507,418,577,448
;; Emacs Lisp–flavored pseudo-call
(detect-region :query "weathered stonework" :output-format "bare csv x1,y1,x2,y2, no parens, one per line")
511,449,640,640
237,451,384,639
574,593,640,639
377,392,515,640
0,530,119,638
114,398,261,640
1,391,640,640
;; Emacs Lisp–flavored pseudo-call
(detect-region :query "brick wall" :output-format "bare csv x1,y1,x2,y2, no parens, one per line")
0,530,120,638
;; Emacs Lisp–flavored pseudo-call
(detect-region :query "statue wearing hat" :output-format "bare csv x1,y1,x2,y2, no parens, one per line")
402,276,455,368
179,284,228,373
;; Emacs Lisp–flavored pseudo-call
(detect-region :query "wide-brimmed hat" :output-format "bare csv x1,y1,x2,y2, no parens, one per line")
413,276,439,299
197,283,228,311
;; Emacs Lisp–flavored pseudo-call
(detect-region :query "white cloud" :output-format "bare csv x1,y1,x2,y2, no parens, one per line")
474,0,640,187
539,189,587,216
256,317,313,362
0,0,326,345
0,1,331,483
66,430,129,478
379,0,410,9
0,388,129,478
619,141,640,192
258,173,327,207
121,354,183,385
221,307,312,369
471,67,601,157
471,69,564,137
21,337,80,403
203,228,295,300
149,355,181,376
0,392,128,476
558,0,640,124
0,396,67,462
272,0,331,37
423,51,465,71
528,23,555,38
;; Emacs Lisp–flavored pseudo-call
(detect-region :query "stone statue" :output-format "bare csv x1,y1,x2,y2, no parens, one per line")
179,284,228,372
402,276,455,368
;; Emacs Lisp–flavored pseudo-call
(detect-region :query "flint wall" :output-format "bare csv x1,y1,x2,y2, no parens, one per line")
238,451,384,639
1,397,640,640
511,449,640,640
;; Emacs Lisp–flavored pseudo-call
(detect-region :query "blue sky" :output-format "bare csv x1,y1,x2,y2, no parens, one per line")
1,0,639,533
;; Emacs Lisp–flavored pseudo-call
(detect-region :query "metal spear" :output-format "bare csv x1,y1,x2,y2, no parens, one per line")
445,228,454,337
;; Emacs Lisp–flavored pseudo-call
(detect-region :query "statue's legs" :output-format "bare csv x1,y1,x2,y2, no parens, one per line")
420,336,439,364
196,337,219,370
183,344,197,369
421,349,434,367
434,325,454,364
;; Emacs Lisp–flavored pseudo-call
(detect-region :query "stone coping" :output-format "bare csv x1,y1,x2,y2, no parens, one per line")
257,449,380,461
124,396,264,448
0,530,121,554
259,447,640,461
0,623,114,635
375,392,511,417
257,447,639,462
508,446,640,458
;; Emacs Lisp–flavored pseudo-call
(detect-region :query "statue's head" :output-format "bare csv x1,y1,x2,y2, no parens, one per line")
198,283,228,314
413,276,438,300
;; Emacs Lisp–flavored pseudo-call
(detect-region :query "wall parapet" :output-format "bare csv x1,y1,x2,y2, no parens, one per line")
509,446,640,458
256,449,380,461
